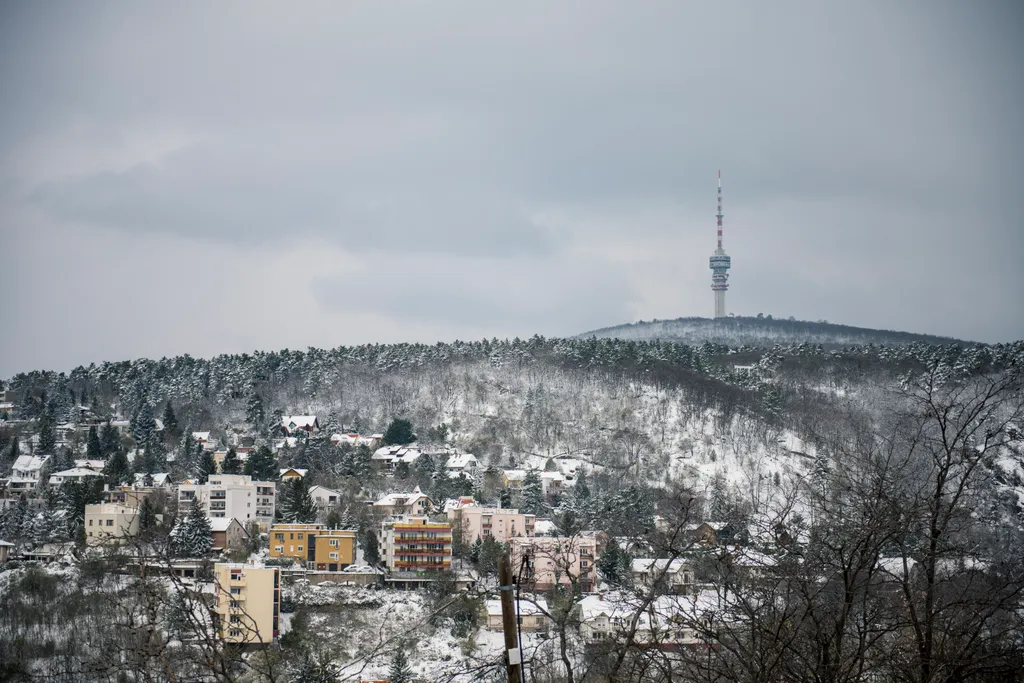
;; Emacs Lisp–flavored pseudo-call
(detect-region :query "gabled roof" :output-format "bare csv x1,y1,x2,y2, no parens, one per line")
74,459,106,471
133,472,171,487
280,468,308,478
49,467,104,479
374,487,431,508
209,517,242,532
630,558,689,575
13,455,49,472
485,597,547,617
447,453,479,469
309,484,341,498
192,431,211,441
281,415,319,430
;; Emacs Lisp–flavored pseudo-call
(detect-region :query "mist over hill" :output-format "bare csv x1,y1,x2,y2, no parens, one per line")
578,316,971,347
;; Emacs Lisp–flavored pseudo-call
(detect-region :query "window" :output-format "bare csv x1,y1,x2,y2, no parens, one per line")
230,600,240,608
297,546,303,552
274,546,284,553
298,534,304,540
329,552,338,560
106,519,113,527
230,587,241,595
229,615,241,623
330,540,338,548
229,629,241,637
89,519,93,526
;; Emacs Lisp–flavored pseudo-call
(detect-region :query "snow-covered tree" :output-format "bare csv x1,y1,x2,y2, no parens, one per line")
388,648,412,683
196,451,217,484
86,426,102,459
280,477,317,523
172,499,213,557
220,447,241,474
243,445,278,481
520,469,546,516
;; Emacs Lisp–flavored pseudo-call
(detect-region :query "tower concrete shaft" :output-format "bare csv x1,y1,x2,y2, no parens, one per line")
709,170,731,318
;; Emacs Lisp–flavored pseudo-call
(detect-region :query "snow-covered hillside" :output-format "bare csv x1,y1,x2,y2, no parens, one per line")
578,316,971,347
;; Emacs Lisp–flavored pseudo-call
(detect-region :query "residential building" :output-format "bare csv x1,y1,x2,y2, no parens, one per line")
510,536,597,592
212,448,252,471
578,593,702,647
446,453,479,475
373,486,433,517
330,432,381,449
279,467,307,482
74,459,106,471
447,505,535,544
102,486,156,508
371,445,423,471
540,471,568,497
210,517,247,552
213,562,280,644
0,540,13,562
132,472,173,489
85,503,140,545
278,415,320,436
380,516,452,575
502,469,527,490
5,455,50,497
483,598,549,631
191,431,215,450
178,474,276,529
267,523,358,570
48,467,104,488
629,559,694,595
308,484,342,510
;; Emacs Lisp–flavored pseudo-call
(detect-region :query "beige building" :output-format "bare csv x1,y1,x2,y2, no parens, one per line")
85,503,140,545
268,523,357,570
213,562,280,644
484,598,549,631
448,505,535,544
373,487,433,517
510,536,597,592
210,517,247,552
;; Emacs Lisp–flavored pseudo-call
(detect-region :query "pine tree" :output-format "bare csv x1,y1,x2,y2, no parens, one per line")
363,528,380,566
179,432,198,475
382,418,415,446
133,403,158,450
499,488,513,509
37,410,57,454
139,497,156,531
86,426,102,459
521,469,546,516
100,422,120,457
172,499,213,557
162,401,180,441
597,537,631,585
244,445,278,482
280,477,317,523
103,449,131,486
388,648,412,683
245,393,266,433
197,451,217,484
221,447,242,474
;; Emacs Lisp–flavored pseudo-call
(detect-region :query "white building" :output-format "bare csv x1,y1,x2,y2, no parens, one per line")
178,474,276,529
446,453,479,475
371,445,422,470
5,455,51,497
48,467,104,488
309,484,342,510
630,558,695,595
85,503,140,545
373,486,433,517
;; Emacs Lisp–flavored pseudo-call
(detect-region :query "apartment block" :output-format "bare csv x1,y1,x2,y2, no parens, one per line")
84,503,140,545
213,562,280,644
510,536,597,592
178,474,276,529
380,516,452,575
447,505,535,544
268,523,357,571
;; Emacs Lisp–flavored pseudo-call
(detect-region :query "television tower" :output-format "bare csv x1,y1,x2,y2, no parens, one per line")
709,170,732,318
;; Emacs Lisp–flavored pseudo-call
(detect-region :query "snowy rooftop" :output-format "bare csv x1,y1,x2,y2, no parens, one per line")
209,517,240,532
484,597,548,617
630,558,690,575
49,467,104,479
446,453,478,469
74,459,106,471
282,415,318,429
12,455,49,472
280,468,308,478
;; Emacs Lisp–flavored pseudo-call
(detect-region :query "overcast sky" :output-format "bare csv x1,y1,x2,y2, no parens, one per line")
1,1,1022,377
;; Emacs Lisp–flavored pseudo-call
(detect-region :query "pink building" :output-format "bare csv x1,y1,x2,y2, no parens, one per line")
448,505,536,544
510,536,597,593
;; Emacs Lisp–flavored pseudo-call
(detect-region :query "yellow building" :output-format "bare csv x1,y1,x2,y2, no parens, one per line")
84,503,140,545
213,562,280,644
268,523,357,571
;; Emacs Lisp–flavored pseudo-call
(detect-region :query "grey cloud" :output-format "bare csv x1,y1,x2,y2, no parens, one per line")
313,255,635,336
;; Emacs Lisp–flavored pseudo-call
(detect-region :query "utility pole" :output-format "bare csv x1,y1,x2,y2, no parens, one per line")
499,551,523,683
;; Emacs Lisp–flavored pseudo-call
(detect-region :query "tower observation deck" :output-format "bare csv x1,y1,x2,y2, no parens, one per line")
709,170,731,318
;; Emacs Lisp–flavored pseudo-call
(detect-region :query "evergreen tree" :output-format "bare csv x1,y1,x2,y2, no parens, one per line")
197,451,217,484
596,537,631,585
221,447,242,474
280,477,317,523
162,401,180,441
172,499,213,557
244,445,278,481
178,431,198,475
133,403,158,450
520,469,546,516
100,422,120,457
139,497,157,532
0,497,28,545
499,487,513,509
382,418,416,446
245,393,266,433
363,528,380,566
37,410,57,454
103,449,131,486
324,509,342,529
388,648,412,683
86,426,102,459
56,478,104,531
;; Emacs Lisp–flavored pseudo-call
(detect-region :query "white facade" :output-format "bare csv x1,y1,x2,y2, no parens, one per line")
48,467,104,488
178,474,276,529
6,455,50,496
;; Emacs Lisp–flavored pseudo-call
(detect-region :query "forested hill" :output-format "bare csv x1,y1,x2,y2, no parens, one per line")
578,316,971,347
